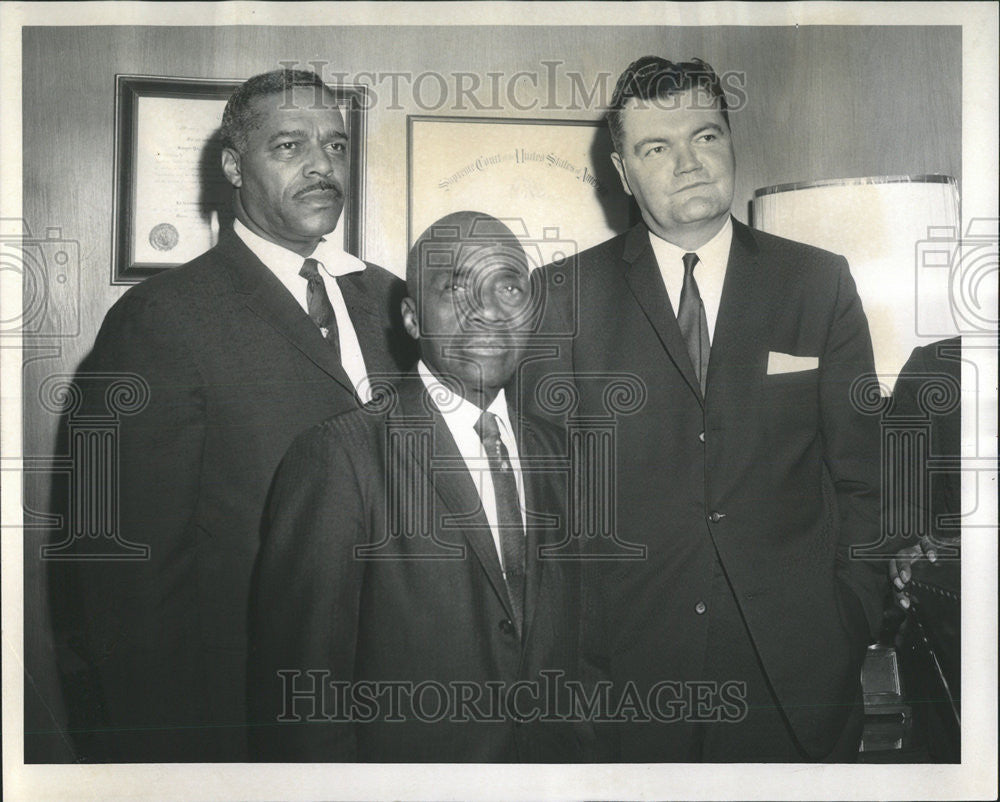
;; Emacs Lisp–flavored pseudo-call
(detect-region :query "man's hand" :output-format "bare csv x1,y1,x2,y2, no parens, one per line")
889,536,938,610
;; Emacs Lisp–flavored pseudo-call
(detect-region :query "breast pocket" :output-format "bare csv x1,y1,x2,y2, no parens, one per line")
760,368,820,431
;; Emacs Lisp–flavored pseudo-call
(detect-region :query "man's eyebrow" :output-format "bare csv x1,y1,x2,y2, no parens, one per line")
632,136,670,154
266,129,309,145
691,123,726,137
632,123,726,153
267,128,348,145
450,263,476,281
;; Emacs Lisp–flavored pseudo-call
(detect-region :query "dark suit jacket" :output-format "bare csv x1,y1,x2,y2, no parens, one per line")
889,337,962,541
887,337,961,727
523,219,885,760
248,376,585,762
53,227,416,761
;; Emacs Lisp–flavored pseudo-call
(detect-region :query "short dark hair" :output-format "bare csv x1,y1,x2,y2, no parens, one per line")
220,69,329,152
607,56,729,153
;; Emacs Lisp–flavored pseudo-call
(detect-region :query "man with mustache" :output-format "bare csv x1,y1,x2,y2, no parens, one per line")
248,211,586,762
54,69,415,761
527,56,884,761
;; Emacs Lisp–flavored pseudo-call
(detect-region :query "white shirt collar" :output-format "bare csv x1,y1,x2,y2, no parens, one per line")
310,235,367,278
417,360,514,438
233,218,307,286
647,216,733,272
232,218,372,401
416,359,525,561
233,218,365,279
417,359,513,444
647,217,733,341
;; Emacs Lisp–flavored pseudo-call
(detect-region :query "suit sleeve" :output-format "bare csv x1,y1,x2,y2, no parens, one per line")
247,423,368,761
63,290,207,759
883,346,930,553
820,259,886,641
886,342,962,546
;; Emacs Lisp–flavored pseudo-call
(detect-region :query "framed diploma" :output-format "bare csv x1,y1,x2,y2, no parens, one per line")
111,75,368,283
407,115,636,267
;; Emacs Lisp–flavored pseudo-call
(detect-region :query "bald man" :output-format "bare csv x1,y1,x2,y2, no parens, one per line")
247,212,587,762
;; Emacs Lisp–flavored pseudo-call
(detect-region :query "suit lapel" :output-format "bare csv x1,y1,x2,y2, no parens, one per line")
620,224,704,404
708,220,775,397
215,228,357,395
337,270,395,377
515,414,559,646
394,379,516,622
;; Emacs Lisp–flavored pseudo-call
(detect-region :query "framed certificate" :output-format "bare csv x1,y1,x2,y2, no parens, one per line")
111,75,368,283
408,115,636,267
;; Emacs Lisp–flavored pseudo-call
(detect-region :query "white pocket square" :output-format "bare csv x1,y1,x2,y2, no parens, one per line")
767,352,819,375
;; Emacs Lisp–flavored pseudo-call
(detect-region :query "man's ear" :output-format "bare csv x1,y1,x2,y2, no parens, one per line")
221,147,243,188
401,296,420,340
610,151,633,197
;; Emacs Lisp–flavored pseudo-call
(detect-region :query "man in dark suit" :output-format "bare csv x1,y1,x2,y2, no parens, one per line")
248,212,585,762
888,337,962,761
53,69,415,761
524,57,885,761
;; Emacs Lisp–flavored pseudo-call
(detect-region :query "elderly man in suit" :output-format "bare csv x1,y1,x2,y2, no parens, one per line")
53,68,415,762
525,56,885,761
248,211,585,762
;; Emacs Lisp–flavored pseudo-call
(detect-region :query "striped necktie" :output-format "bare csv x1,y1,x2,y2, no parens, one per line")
474,410,526,637
299,257,341,359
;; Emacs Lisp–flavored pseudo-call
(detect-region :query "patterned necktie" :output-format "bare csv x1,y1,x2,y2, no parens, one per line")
677,252,710,394
299,257,341,359
474,410,526,637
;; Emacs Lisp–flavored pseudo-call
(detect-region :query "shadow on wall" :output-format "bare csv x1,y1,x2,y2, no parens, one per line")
587,123,639,231
199,126,236,236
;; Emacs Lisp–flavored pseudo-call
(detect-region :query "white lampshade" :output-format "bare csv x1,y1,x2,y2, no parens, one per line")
752,175,960,390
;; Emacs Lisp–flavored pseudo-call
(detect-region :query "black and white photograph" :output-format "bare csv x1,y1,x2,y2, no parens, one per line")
1,2,996,800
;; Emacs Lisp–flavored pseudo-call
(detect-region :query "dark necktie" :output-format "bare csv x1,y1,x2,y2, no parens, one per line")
474,410,526,637
299,257,341,359
677,252,710,394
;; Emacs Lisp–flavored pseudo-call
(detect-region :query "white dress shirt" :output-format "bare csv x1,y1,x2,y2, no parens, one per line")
233,219,372,401
648,217,733,343
417,360,526,569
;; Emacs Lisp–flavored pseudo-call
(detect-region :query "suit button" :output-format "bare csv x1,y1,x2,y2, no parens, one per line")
695,601,707,615
499,619,516,636
698,431,705,443
709,512,725,523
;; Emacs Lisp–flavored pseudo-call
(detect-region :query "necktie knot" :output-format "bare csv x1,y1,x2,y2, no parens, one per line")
476,410,513,474
299,257,322,282
474,410,502,452
682,251,700,276
299,258,339,348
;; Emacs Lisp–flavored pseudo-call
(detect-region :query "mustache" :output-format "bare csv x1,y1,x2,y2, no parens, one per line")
294,180,343,199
